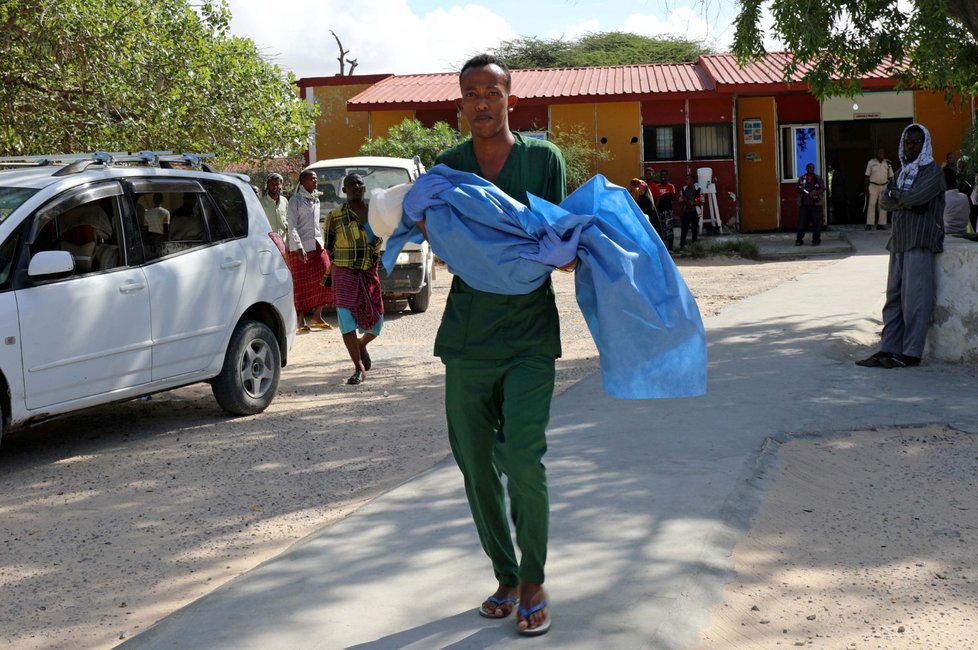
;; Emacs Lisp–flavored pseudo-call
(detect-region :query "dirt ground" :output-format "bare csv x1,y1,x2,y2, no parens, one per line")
2,255,836,649
693,425,978,650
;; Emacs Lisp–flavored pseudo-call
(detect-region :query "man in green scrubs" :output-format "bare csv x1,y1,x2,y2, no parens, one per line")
430,54,574,636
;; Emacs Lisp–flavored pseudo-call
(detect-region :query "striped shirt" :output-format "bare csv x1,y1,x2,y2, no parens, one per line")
324,203,382,271
879,162,945,253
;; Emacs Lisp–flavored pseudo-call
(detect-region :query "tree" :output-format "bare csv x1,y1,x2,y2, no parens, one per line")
0,0,316,161
358,119,462,169
550,126,612,192
490,31,711,68
733,1,978,98
330,31,359,76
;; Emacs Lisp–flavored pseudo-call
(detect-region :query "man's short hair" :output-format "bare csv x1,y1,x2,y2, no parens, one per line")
299,170,316,182
460,53,512,92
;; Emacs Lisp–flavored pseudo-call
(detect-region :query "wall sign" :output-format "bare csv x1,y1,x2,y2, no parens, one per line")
743,118,762,144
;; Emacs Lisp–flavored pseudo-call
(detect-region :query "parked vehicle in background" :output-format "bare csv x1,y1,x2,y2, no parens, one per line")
0,151,296,447
303,156,435,312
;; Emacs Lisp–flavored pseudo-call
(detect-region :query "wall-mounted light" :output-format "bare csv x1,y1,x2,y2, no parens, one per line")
600,136,608,145
852,102,859,111
630,136,639,144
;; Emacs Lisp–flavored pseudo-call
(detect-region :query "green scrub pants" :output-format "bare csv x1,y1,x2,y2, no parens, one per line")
445,354,555,586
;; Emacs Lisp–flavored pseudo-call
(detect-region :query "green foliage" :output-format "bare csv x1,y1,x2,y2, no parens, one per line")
550,126,611,192
0,0,316,161
491,31,711,68
733,0,978,98
358,119,462,169
960,122,978,179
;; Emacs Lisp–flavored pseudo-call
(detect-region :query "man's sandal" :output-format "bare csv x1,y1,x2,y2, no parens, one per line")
516,600,551,636
478,595,517,619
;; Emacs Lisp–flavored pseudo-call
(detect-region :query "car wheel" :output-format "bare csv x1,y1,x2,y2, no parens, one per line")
212,320,281,415
408,265,432,313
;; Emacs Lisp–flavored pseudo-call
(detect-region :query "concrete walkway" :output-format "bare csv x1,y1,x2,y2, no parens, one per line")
122,227,978,649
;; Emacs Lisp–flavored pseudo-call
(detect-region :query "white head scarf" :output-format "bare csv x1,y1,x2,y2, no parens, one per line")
896,122,934,190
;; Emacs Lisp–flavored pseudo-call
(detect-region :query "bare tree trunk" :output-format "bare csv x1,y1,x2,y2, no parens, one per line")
330,30,349,76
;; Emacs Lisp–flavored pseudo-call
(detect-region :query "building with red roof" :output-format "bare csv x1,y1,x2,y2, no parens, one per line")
299,53,975,232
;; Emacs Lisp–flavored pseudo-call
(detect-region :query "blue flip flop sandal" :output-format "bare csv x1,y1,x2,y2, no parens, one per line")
478,595,518,619
517,600,551,636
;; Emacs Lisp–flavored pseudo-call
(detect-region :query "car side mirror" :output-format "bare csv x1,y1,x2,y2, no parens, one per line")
28,250,75,279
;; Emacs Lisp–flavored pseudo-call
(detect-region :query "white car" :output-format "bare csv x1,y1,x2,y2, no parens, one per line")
304,156,435,312
0,152,296,446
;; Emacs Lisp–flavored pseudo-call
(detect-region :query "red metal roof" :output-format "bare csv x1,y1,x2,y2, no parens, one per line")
699,52,898,91
334,53,904,111
346,63,715,111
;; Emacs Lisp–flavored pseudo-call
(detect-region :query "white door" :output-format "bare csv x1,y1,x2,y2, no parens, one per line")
18,185,153,409
133,186,246,380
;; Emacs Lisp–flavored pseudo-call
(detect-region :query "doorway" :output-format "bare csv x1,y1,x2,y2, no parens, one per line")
823,118,910,224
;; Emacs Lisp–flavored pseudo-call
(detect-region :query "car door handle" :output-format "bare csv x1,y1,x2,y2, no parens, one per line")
220,259,243,270
119,280,147,293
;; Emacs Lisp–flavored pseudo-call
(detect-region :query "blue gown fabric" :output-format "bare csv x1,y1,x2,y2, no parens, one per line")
385,164,707,399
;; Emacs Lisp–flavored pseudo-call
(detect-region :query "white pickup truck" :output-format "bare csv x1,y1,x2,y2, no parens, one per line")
303,156,434,312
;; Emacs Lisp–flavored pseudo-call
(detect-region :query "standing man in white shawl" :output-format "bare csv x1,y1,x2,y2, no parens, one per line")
856,123,945,369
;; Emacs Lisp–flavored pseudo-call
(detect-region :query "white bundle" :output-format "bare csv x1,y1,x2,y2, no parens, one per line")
368,182,412,239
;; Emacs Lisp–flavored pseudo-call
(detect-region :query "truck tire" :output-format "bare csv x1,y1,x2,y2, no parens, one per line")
212,320,281,415
408,265,432,313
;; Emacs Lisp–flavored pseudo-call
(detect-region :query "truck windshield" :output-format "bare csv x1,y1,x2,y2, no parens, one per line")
0,187,39,223
313,167,412,218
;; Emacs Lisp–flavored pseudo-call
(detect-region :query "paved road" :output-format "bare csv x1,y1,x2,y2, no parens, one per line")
122,228,978,649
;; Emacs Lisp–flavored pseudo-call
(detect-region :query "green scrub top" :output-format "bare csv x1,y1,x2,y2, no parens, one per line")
433,134,568,361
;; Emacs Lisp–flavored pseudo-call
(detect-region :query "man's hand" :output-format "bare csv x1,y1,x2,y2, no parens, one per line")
519,223,583,269
403,174,453,222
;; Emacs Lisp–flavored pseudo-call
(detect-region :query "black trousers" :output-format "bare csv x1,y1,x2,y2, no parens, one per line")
796,204,821,243
679,211,698,249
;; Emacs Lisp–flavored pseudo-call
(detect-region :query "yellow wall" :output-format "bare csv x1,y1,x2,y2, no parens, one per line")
311,85,373,161
551,103,597,187
737,96,779,231
914,91,974,162
368,110,415,142
551,103,594,138
595,102,642,186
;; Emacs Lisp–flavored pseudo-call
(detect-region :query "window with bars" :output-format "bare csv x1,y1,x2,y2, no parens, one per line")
691,124,733,159
642,125,686,161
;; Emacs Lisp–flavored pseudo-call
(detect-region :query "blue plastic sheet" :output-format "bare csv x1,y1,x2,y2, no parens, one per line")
386,165,707,399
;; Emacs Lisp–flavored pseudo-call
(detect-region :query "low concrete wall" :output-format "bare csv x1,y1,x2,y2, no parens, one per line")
928,237,978,363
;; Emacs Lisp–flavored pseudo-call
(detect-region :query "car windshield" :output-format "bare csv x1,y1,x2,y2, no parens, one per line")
0,186,40,223
312,166,412,218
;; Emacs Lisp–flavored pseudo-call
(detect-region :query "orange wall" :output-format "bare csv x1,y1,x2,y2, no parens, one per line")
551,103,594,138
737,96,780,231
915,91,973,162
595,102,642,186
369,110,415,142
310,84,373,161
